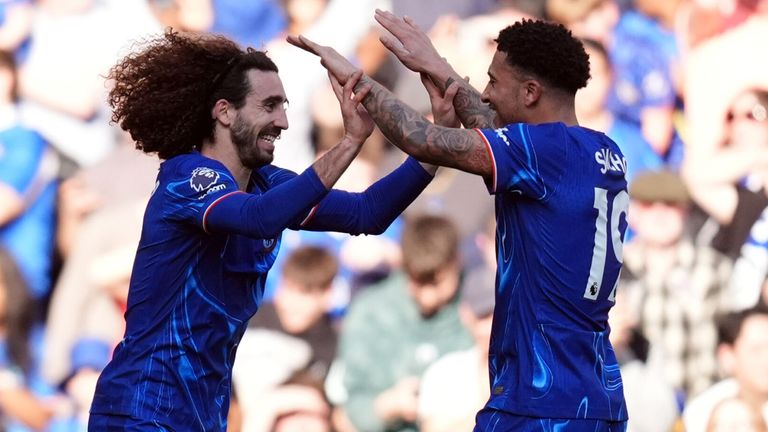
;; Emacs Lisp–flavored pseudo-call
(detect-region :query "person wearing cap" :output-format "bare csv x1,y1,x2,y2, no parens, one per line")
622,170,731,400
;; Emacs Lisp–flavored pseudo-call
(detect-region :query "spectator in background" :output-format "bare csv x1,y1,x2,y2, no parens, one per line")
0,49,57,302
42,200,144,387
576,38,662,182
684,0,768,161
233,245,339,431
683,303,768,432
622,170,731,399
608,0,685,168
417,258,495,432
334,214,472,432
244,370,332,432
608,287,679,432
17,0,160,167
684,88,768,261
0,247,52,431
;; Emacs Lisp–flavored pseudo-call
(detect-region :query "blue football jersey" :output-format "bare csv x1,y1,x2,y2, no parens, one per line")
475,123,629,421
90,153,298,430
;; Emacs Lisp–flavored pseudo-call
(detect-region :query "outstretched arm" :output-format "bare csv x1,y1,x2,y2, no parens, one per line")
287,35,492,178
373,9,496,129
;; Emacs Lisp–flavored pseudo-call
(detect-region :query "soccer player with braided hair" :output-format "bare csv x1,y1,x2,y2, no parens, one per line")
88,30,437,431
290,15,629,432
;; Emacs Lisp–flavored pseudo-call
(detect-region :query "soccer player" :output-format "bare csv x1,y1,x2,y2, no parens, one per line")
289,13,629,431
87,31,437,431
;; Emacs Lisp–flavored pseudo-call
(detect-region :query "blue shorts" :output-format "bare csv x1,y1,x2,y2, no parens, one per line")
473,408,628,432
88,413,173,431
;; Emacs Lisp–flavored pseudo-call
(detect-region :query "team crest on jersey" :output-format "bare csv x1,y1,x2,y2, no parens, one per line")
190,167,220,192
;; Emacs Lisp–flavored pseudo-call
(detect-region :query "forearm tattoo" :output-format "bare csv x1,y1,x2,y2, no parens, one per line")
354,77,490,175
452,83,496,129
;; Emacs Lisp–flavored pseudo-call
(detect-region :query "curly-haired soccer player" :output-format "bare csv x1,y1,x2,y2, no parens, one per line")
88,30,437,431
290,16,629,432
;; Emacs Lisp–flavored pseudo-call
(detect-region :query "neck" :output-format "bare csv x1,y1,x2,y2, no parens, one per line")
201,137,251,191
535,95,579,126
738,387,768,415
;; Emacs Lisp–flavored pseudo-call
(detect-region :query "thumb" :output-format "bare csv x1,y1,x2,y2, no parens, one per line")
420,73,440,98
379,35,408,58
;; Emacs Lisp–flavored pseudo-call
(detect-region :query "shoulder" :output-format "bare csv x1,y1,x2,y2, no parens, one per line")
345,274,408,319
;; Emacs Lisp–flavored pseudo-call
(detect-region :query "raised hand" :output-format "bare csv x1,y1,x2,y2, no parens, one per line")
330,70,374,144
286,34,357,85
420,73,461,128
374,9,447,76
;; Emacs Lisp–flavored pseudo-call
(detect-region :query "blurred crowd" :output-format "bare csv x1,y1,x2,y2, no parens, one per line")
1,0,768,431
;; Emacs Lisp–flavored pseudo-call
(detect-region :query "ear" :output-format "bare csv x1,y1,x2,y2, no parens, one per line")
716,343,736,375
211,99,234,126
523,79,543,107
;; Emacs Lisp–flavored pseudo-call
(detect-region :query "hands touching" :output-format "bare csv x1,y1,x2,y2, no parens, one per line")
329,70,374,145
421,73,461,128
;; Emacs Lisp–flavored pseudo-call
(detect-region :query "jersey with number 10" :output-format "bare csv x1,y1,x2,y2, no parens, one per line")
475,122,629,421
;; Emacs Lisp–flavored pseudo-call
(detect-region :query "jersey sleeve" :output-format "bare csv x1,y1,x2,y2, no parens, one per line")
474,123,566,200
162,158,241,230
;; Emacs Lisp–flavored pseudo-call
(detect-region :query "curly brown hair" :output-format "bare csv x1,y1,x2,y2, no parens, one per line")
108,30,278,160
495,19,590,95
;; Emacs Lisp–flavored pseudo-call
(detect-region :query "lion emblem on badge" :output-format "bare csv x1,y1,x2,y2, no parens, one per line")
190,167,220,192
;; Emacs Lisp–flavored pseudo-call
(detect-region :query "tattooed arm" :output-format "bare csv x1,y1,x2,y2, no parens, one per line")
287,34,492,177
356,74,491,177
372,9,496,129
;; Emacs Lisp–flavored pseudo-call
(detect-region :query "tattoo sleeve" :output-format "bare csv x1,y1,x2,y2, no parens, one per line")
449,78,497,129
355,77,491,177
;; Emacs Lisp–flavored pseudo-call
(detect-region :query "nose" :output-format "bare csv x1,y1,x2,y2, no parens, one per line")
274,107,289,130
481,85,491,103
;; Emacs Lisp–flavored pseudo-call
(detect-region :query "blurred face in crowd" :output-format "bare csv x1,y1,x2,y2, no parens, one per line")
408,261,461,318
628,200,687,247
576,43,612,119
274,278,331,334
726,91,768,151
725,314,768,397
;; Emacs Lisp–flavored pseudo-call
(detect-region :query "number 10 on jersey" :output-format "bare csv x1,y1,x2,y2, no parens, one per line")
584,188,629,302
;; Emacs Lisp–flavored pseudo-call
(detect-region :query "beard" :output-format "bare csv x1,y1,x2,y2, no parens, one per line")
230,114,273,169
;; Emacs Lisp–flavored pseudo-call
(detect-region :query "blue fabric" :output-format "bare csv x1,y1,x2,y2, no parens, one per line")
606,118,662,183
89,152,432,430
211,0,286,49
475,123,628,421
608,11,678,125
0,125,56,298
473,408,628,432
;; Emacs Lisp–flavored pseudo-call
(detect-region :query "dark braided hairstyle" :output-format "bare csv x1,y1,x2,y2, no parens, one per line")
107,30,278,159
495,19,590,95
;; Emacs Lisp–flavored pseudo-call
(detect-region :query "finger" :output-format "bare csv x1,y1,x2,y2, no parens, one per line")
419,73,439,98
352,84,372,103
444,80,460,103
343,70,363,103
328,71,344,102
379,35,408,58
403,15,421,31
286,35,314,54
374,9,410,41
